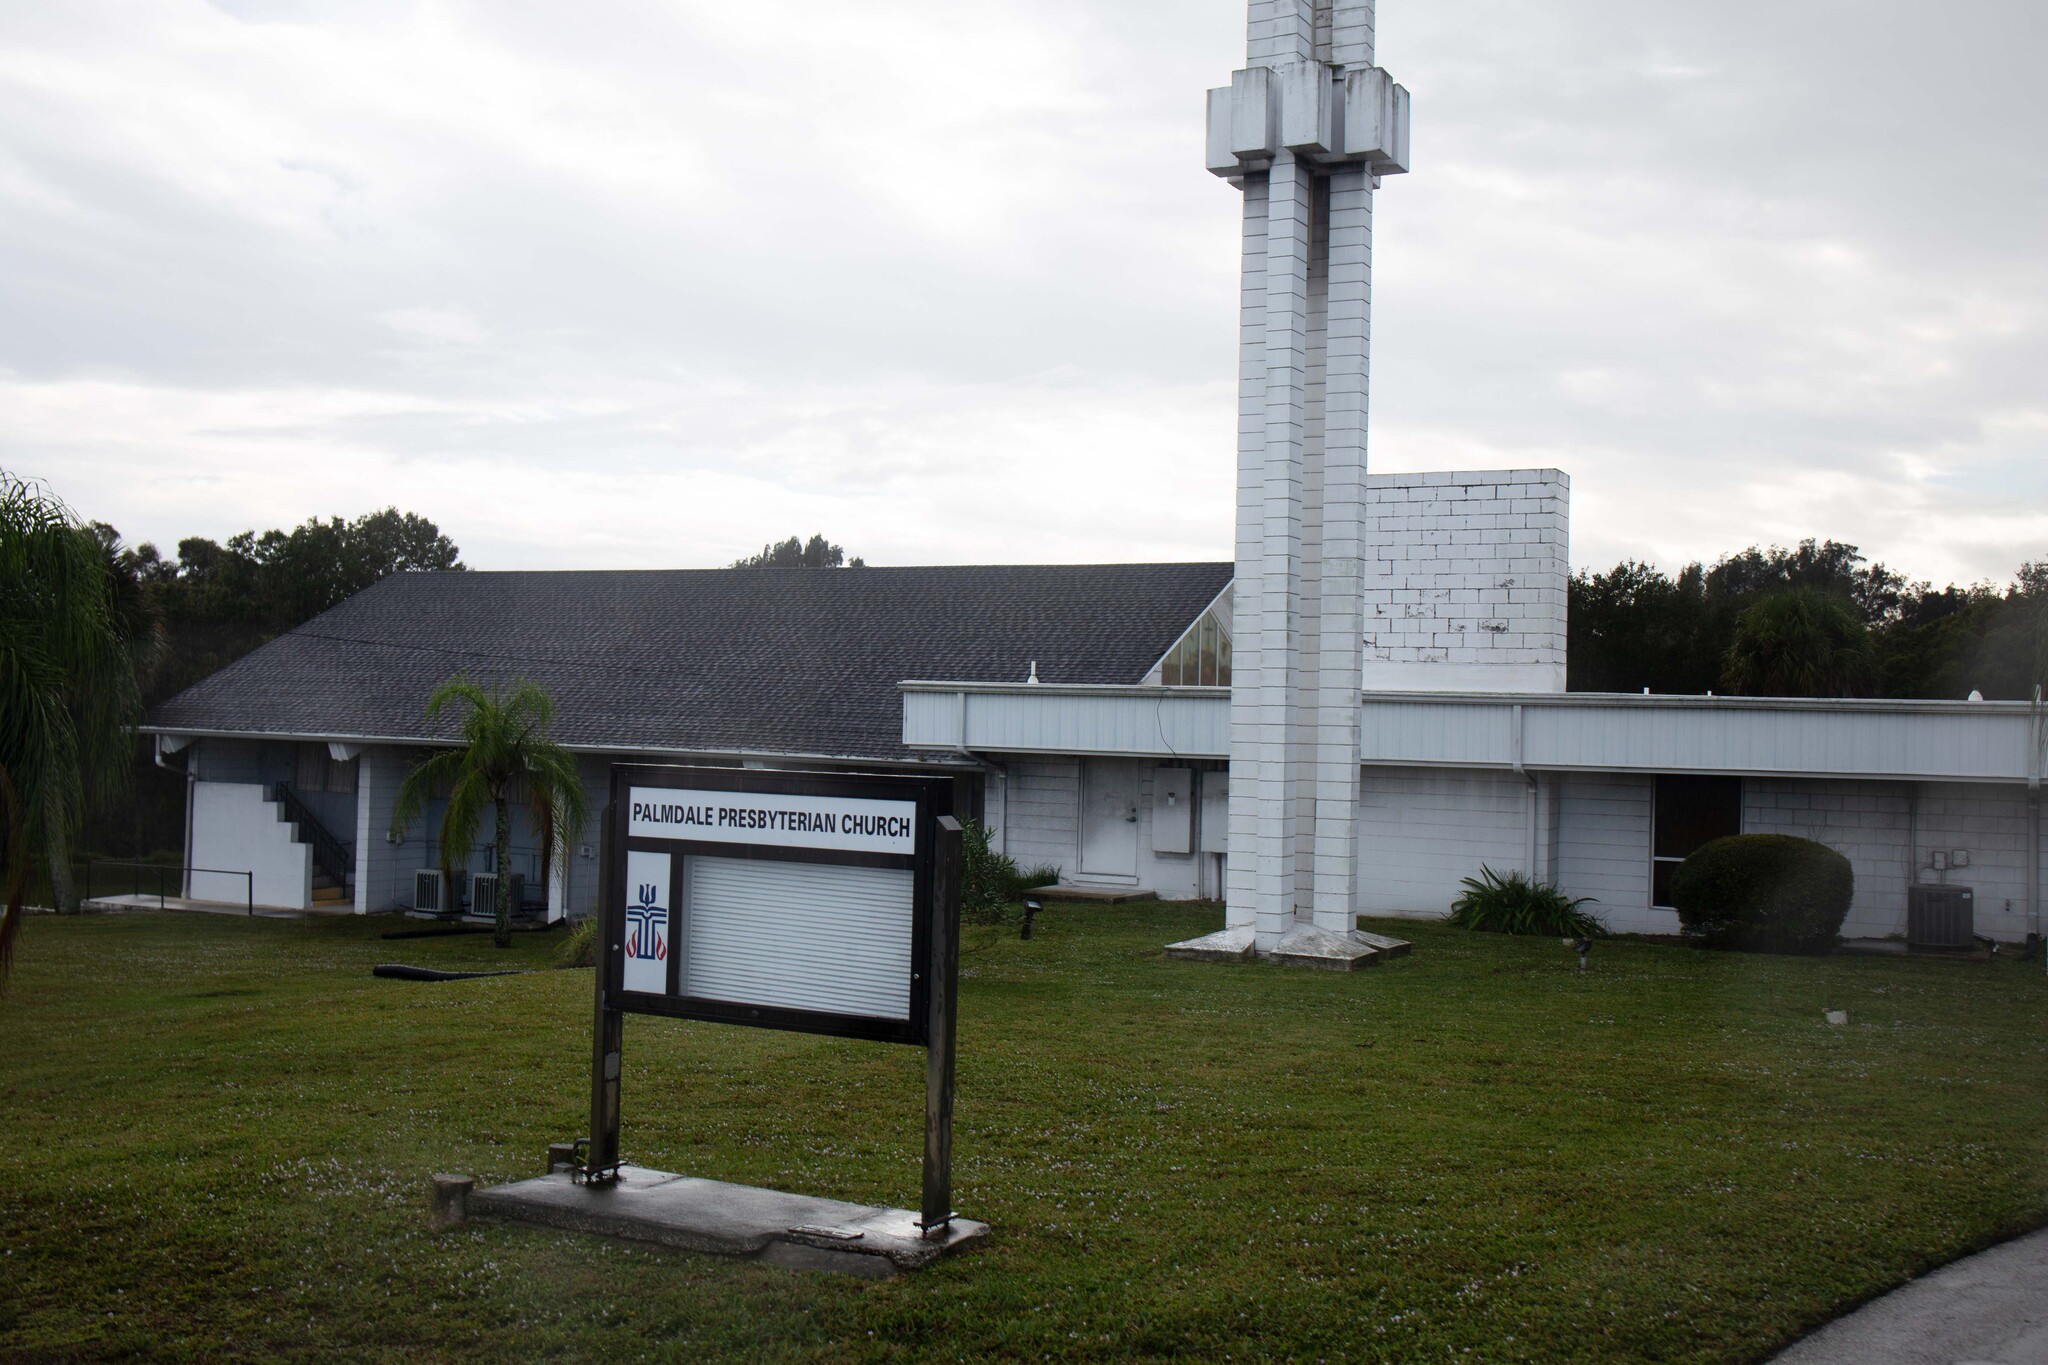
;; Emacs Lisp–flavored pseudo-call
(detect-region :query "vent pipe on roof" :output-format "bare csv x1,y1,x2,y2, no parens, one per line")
1026,660,1039,685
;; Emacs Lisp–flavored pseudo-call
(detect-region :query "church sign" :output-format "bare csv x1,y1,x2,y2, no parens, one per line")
584,763,967,1238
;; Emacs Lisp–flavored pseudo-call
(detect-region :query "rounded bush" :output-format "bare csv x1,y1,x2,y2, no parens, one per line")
1669,834,1853,953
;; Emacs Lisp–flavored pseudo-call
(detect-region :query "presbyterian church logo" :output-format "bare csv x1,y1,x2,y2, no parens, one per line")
625,883,667,962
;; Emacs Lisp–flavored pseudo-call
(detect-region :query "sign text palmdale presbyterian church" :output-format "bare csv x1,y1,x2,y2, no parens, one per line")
626,786,917,855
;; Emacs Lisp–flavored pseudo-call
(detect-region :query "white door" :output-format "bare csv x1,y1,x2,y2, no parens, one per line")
1079,761,1142,879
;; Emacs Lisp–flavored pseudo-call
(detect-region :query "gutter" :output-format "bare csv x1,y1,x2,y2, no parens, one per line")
1512,703,1540,882
137,726,979,774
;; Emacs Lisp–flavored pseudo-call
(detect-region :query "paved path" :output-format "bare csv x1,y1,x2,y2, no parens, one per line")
79,894,352,919
1772,1226,2048,1364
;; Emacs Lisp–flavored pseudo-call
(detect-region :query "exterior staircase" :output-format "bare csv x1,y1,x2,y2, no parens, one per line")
273,782,354,911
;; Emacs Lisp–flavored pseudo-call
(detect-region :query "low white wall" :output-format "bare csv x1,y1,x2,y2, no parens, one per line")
190,781,311,910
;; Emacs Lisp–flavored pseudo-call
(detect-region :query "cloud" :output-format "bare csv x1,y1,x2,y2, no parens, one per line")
0,0,2041,588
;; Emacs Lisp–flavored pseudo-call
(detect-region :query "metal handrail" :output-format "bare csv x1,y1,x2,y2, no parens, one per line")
83,860,255,915
272,782,352,888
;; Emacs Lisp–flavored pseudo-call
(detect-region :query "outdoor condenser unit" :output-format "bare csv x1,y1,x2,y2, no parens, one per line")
1907,884,1974,950
470,872,525,921
413,869,447,914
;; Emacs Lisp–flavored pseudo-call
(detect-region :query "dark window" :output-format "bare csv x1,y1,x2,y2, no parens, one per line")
1651,775,1742,908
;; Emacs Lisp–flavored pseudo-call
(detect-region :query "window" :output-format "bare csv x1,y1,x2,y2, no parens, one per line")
1652,775,1742,909
1160,609,1232,687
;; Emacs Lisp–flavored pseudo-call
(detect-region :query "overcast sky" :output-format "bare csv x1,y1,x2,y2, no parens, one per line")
3,0,2043,586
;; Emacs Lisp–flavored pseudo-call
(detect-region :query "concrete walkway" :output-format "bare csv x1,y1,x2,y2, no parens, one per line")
1772,1226,2048,1364
79,893,352,920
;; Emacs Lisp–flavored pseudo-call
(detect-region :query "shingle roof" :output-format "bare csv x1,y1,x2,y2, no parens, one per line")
147,564,1233,762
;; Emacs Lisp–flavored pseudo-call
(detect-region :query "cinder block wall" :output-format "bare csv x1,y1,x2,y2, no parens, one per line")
1915,783,2043,942
1748,777,2043,941
1354,767,1527,917
1743,779,1913,939
1555,771,1663,933
1362,469,1569,693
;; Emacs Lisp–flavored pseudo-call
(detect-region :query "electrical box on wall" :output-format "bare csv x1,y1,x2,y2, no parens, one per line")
1150,767,1193,854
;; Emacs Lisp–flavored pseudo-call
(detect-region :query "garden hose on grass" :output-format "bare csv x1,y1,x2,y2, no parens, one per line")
371,964,531,982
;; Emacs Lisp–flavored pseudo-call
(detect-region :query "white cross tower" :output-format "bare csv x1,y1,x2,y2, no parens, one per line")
1175,2,1410,967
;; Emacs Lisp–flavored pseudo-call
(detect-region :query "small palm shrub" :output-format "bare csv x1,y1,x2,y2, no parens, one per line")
556,915,599,968
1448,866,1602,936
962,818,1021,925
1670,834,1852,954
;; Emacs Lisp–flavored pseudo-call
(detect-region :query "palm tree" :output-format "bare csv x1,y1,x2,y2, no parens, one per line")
1,474,145,974
1722,585,1877,698
390,677,586,948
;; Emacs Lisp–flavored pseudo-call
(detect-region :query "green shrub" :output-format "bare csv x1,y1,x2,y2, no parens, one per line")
1670,834,1852,954
556,915,599,968
961,818,1018,925
956,820,1060,926
1448,866,1603,936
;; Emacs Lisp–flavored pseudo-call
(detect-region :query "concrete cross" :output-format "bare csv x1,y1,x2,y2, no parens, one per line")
1206,0,1410,965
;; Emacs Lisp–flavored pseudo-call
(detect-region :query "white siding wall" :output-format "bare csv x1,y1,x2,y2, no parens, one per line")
1354,767,1527,918
352,746,410,913
1556,771,1665,933
1003,759,1081,880
996,758,1210,899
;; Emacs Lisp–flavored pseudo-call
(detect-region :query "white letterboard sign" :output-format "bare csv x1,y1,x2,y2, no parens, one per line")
606,764,955,1046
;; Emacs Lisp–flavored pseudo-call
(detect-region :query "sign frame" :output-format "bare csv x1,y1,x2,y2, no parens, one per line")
582,763,965,1236
602,763,952,1046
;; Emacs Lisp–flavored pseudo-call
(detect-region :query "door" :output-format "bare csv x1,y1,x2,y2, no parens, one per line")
1079,760,1142,879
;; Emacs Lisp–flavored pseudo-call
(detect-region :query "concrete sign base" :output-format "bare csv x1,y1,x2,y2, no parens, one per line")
465,1165,988,1278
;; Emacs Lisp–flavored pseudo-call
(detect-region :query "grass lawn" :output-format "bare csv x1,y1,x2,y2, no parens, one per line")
2,904,2045,1363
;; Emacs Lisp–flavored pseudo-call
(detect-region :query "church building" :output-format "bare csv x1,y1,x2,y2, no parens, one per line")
139,0,2045,953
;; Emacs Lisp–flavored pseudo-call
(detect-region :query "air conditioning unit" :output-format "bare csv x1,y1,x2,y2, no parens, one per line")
471,872,526,921
1907,884,1974,950
413,869,447,914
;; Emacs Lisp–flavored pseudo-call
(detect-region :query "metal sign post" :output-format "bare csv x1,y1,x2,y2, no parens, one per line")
921,814,962,1236
583,799,624,1182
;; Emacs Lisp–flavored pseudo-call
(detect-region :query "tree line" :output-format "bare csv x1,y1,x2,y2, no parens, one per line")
1569,539,2047,700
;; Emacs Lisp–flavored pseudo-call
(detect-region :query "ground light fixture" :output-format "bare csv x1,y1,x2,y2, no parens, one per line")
1021,898,1043,940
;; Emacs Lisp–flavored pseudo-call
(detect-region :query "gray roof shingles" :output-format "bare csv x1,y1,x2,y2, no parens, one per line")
147,563,1232,761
